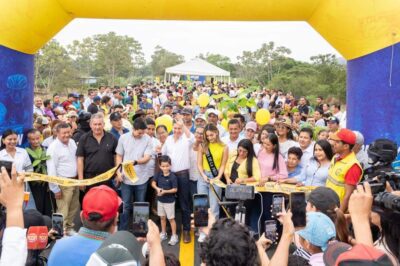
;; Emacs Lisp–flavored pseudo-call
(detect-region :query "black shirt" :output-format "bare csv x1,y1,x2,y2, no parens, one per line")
153,172,178,203
298,105,309,121
87,103,99,114
76,131,118,177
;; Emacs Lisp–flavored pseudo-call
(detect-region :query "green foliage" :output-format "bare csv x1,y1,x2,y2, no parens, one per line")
34,40,81,92
150,46,185,76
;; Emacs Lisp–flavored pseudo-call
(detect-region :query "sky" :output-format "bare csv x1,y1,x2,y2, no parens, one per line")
54,19,342,63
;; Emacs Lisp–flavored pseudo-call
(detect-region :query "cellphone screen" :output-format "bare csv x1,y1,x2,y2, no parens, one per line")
52,214,64,237
133,203,149,237
271,195,284,217
290,192,306,227
264,220,277,242
193,194,209,227
0,160,12,178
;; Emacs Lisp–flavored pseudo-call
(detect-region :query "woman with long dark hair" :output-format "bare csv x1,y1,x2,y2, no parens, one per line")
0,129,35,209
281,139,333,186
258,133,288,184
225,139,261,185
197,123,229,220
274,118,297,160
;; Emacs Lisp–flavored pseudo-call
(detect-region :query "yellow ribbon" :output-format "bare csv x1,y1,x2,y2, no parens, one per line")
210,179,316,195
23,161,138,187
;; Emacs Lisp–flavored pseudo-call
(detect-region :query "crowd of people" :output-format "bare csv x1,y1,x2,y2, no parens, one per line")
0,82,399,266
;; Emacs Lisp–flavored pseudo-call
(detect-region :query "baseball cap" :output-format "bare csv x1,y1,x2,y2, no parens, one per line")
327,116,340,124
323,242,393,266
330,128,357,145
93,96,101,102
297,212,336,251
308,187,340,214
207,108,220,116
109,112,122,121
275,118,293,129
181,108,192,115
245,121,257,132
82,185,122,222
195,114,206,121
86,231,141,266
35,116,49,125
68,92,79,98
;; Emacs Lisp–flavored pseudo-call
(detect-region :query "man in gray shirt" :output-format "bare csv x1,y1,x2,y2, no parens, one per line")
115,118,152,230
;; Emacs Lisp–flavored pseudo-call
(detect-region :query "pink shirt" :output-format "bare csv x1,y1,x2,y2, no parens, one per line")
257,149,288,180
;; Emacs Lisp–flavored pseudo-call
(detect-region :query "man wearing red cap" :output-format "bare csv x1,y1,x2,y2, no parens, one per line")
48,185,121,266
326,129,363,212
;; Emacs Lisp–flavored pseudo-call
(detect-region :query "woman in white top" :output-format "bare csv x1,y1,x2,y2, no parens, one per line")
0,129,35,209
275,118,297,160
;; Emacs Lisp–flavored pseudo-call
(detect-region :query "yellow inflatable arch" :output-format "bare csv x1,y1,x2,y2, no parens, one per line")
0,0,400,144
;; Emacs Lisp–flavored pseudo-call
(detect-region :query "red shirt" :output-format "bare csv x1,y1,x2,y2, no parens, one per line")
336,154,362,186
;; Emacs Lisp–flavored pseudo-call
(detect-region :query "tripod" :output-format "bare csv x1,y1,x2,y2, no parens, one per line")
234,200,247,225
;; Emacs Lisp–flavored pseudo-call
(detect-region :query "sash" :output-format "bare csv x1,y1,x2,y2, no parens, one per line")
205,148,219,178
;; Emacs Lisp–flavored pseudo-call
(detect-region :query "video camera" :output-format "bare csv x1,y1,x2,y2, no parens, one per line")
364,170,400,195
374,192,400,213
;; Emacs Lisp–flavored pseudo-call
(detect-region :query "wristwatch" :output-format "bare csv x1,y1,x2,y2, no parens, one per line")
133,160,138,166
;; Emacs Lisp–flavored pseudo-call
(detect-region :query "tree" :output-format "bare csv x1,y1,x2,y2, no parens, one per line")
150,46,184,76
67,37,96,78
93,32,145,87
34,40,80,93
236,41,292,86
198,53,236,76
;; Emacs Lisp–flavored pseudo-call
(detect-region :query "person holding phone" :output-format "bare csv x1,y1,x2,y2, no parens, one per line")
48,185,121,266
197,123,229,220
151,155,179,246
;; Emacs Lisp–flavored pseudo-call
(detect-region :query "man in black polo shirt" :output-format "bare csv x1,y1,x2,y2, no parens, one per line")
77,112,118,197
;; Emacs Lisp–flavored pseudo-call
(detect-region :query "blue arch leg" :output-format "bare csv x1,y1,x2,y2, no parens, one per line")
347,42,400,145
0,45,34,143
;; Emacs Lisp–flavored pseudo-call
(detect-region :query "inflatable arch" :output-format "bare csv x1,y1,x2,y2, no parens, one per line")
1,0,400,144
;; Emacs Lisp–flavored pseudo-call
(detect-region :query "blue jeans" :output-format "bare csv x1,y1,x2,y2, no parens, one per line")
189,180,197,212
119,181,148,230
197,171,222,219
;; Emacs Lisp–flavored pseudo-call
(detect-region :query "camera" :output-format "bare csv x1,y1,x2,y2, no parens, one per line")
364,171,400,195
374,192,400,213
225,184,255,201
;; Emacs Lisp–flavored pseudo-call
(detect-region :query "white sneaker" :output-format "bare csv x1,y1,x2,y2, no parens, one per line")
198,232,207,243
160,232,168,241
168,234,179,246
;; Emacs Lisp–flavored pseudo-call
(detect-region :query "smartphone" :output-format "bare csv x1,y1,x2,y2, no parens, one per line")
193,194,209,227
271,195,284,217
290,192,306,227
52,213,64,238
0,160,12,178
132,202,149,237
264,220,277,243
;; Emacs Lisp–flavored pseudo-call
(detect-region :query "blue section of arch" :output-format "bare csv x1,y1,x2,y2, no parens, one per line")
347,42,400,145
0,45,34,140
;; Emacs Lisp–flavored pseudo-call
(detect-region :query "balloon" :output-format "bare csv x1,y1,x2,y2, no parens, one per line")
155,115,173,133
221,119,228,131
198,93,210,108
255,109,271,125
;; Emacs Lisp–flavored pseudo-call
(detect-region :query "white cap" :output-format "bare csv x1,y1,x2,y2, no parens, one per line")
206,109,220,116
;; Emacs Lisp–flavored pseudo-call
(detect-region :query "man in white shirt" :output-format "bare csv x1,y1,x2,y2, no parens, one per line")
33,97,45,117
83,89,95,111
222,119,244,153
162,119,193,243
115,118,153,231
46,122,79,236
298,127,315,167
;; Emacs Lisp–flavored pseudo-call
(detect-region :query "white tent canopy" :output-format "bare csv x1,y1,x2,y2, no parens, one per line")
165,58,230,79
